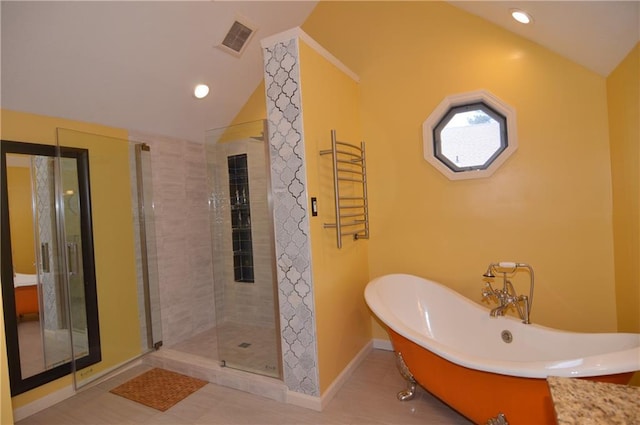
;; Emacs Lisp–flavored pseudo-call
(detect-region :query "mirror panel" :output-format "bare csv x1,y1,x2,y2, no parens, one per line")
1,140,101,396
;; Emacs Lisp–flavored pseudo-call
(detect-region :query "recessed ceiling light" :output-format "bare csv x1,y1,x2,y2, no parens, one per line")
511,9,532,24
194,84,210,99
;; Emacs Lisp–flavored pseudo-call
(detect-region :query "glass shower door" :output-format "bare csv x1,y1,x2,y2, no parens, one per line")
58,156,90,363
205,120,282,379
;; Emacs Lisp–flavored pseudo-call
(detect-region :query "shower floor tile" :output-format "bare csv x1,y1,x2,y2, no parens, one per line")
169,322,280,377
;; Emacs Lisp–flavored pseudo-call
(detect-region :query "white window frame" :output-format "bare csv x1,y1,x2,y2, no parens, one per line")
423,90,518,180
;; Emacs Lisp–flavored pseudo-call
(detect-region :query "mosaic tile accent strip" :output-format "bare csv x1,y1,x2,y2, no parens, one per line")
34,156,59,331
263,37,320,397
129,132,216,348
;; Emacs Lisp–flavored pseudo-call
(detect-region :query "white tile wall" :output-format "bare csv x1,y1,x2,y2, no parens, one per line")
129,132,216,348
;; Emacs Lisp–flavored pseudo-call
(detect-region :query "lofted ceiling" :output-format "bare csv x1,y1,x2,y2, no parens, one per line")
1,1,638,144
450,1,640,77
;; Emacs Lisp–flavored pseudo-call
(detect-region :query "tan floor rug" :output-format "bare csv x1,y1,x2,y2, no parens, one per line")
110,368,208,411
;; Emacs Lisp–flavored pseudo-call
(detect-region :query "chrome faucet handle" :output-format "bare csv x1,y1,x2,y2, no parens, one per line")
493,289,508,302
482,283,498,302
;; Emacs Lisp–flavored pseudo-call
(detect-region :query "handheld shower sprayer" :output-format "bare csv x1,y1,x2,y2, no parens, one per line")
482,265,496,279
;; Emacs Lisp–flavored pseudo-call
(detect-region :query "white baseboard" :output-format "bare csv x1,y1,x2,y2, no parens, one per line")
13,385,75,422
373,338,393,351
286,340,373,412
13,357,144,421
320,340,372,409
286,390,322,411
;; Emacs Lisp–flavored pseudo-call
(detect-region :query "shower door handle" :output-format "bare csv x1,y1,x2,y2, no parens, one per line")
41,242,50,273
67,242,79,276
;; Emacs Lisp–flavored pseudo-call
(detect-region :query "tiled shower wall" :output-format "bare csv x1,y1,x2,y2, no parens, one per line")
207,139,277,329
129,132,215,347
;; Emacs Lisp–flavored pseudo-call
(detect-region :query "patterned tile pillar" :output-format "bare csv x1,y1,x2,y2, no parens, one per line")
34,156,59,331
263,35,320,396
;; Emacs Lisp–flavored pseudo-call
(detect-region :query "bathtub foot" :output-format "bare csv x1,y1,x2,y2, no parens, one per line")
486,413,509,425
394,351,417,401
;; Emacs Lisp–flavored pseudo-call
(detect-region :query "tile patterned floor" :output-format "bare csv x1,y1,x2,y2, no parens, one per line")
170,324,280,378
16,349,472,424
17,320,88,379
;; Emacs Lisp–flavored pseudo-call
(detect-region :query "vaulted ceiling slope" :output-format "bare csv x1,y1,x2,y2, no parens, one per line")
0,1,318,143
451,1,639,77
1,1,638,144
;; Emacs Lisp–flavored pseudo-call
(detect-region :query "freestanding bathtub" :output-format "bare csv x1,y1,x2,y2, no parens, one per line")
364,274,640,425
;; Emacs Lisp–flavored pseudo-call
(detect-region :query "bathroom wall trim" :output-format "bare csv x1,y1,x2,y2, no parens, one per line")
373,338,394,351
286,390,322,412
286,341,373,412
12,385,75,422
260,26,360,83
13,358,143,421
319,341,372,410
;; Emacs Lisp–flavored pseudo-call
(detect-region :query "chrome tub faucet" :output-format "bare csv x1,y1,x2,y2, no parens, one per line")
481,262,534,324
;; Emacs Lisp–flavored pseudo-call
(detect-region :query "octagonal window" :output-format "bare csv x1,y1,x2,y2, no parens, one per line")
423,90,517,180
433,102,507,172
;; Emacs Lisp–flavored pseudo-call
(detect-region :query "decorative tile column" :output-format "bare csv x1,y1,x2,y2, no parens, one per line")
262,34,320,397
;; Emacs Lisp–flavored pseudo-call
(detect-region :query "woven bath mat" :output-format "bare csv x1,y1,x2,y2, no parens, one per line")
110,368,207,411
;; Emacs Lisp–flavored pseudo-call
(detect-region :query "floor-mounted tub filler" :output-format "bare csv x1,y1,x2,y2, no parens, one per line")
364,272,640,425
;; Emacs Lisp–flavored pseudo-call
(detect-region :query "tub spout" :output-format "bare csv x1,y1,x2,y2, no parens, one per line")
490,305,507,317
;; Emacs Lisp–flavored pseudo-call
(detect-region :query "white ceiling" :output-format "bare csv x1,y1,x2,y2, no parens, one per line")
450,1,640,76
1,1,638,144
0,1,318,143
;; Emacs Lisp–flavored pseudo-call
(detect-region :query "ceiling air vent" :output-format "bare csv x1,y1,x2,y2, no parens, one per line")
218,18,256,57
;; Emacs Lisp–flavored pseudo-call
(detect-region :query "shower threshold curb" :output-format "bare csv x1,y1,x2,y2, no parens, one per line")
143,348,288,404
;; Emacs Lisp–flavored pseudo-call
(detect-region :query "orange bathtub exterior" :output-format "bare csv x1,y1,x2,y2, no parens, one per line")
14,285,39,318
388,328,633,425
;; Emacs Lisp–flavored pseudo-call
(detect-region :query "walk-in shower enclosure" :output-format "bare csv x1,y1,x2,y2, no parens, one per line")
206,120,282,379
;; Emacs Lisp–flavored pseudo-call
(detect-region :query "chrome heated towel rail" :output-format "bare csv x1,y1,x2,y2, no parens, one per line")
320,129,370,248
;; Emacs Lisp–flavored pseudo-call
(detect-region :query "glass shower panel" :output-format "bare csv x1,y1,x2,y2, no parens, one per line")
205,120,282,379
54,128,162,390
132,143,163,351
59,157,89,362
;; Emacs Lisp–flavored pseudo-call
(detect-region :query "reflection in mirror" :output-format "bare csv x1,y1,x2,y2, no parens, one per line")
1,140,101,396
7,152,72,379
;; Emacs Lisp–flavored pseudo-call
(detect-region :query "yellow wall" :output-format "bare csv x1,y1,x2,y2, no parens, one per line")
298,39,371,394
303,1,618,334
607,43,640,333
6,167,36,274
230,80,267,125
1,110,141,409
0,287,14,425
211,80,267,144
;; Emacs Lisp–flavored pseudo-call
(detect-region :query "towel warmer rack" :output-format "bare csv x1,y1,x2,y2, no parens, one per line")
320,129,369,248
